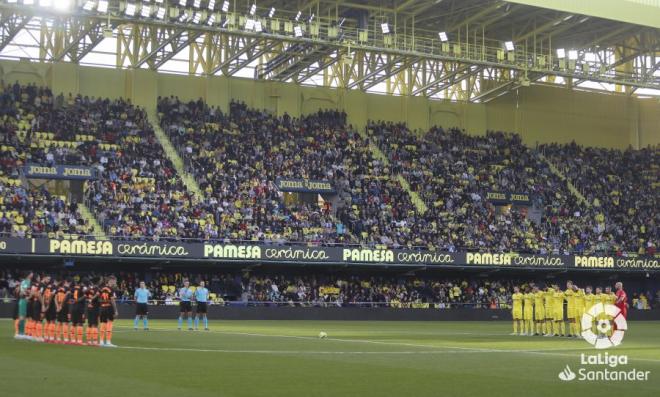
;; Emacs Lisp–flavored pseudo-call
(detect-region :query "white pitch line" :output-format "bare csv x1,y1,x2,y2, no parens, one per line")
112,325,660,363
116,346,500,354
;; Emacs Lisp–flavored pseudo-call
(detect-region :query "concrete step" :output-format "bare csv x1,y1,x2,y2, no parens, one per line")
78,201,107,240
538,152,590,207
360,128,428,215
146,107,203,200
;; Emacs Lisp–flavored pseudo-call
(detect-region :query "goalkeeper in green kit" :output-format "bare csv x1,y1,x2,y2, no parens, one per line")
15,271,33,340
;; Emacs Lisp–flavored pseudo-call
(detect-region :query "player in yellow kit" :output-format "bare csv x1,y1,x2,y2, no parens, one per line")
543,286,554,337
605,286,617,306
552,285,565,337
533,286,545,336
564,281,576,337
572,284,585,338
511,286,523,335
583,285,597,312
522,287,534,336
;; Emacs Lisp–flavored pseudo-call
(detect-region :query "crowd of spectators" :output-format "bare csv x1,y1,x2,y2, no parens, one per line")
159,96,426,246
542,142,658,255
1,268,656,310
1,84,657,255
0,82,93,238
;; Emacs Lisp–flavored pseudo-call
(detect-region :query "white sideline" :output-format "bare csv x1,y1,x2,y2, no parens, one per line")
112,325,660,363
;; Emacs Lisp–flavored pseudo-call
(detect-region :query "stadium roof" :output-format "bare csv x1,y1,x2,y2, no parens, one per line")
0,0,658,101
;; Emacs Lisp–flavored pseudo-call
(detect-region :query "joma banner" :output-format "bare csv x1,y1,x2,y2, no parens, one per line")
486,191,531,205
275,177,335,194
24,164,97,180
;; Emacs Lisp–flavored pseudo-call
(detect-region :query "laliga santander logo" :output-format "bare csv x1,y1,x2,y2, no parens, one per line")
580,303,627,349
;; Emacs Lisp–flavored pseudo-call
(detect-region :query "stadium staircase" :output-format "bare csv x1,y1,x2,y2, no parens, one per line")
145,108,203,200
538,152,590,207
78,202,107,240
359,128,428,214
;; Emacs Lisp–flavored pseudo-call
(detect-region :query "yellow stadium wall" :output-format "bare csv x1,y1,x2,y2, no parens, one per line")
1,59,658,149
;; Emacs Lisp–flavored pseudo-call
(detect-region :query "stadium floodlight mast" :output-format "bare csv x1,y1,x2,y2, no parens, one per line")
556,48,566,58
438,31,448,42
504,41,515,51
221,0,229,12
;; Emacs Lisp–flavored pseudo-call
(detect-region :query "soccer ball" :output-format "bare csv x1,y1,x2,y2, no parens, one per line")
318,331,328,339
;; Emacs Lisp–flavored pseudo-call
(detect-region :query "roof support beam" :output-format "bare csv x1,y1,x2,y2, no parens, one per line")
0,13,30,52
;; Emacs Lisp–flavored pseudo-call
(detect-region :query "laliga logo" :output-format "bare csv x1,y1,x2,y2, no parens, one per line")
580,303,627,349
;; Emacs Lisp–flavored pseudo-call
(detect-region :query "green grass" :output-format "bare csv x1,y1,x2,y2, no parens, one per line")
1,319,659,397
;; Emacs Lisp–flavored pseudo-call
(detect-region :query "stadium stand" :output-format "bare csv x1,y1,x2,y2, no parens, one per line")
0,84,657,255
0,269,655,310
541,142,658,256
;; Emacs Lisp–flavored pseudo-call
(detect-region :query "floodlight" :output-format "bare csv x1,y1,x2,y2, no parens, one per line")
221,0,229,12
504,41,514,51
98,0,108,12
192,12,201,23
568,50,578,60
294,25,303,37
380,23,389,34
245,19,255,30
194,0,201,8
126,2,136,16
308,13,314,23
39,0,53,7
556,48,565,58
179,0,187,6
207,0,215,10
156,7,166,19
249,3,256,16
255,20,262,32
438,31,448,42
207,13,215,25
141,5,151,17
82,1,95,11
268,7,275,18
295,11,301,21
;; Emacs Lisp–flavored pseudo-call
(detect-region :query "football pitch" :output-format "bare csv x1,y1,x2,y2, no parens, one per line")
1,319,659,397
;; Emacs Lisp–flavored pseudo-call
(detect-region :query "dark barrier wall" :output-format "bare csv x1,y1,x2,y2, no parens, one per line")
1,237,659,271
2,303,660,321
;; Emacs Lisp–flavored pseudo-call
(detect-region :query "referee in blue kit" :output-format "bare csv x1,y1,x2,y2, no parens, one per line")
134,281,151,330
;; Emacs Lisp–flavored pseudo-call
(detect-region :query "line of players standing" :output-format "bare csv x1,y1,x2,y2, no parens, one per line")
12,271,119,347
511,280,628,337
